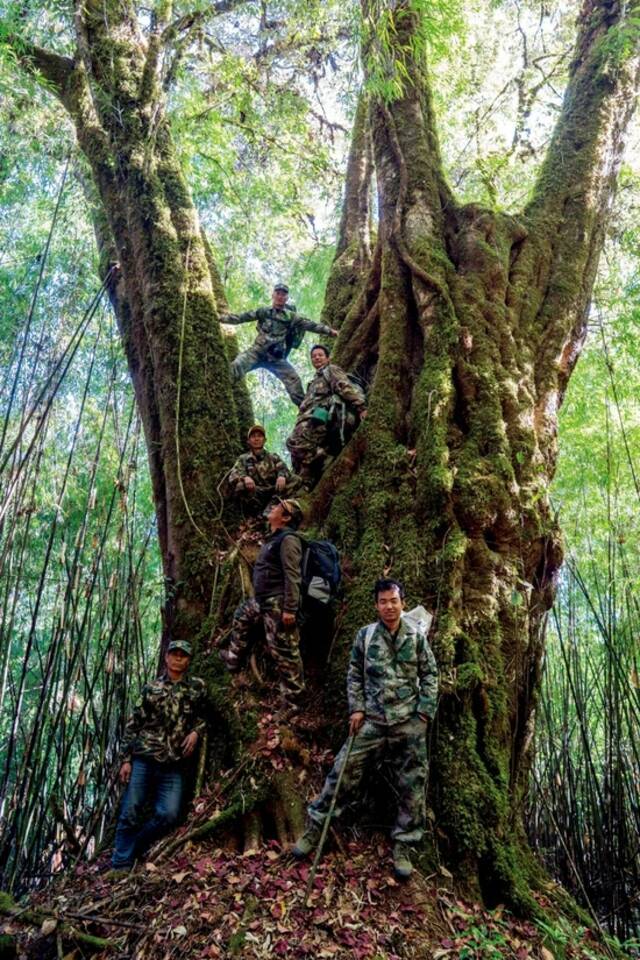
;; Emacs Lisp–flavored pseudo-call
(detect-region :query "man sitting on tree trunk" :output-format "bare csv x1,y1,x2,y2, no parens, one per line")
111,641,206,871
226,423,299,516
286,344,366,489
219,498,305,711
293,578,438,880
221,283,338,407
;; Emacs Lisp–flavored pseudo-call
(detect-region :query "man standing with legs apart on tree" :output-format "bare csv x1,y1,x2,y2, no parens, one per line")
221,283,338,407
219,498,306,711
293,579,438,879
111,641,206,871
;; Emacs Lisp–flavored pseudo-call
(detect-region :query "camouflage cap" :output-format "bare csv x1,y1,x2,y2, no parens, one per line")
247,424,266,439
273,282,289,293
276,497,303,520
167,640,193,656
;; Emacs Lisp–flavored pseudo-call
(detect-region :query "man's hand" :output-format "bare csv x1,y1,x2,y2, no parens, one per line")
275,476,286,493
360,409,367,420
181,731,199,757
244,477,256,492
349,712,365,735
282,611,296,628
329,328,339,337
119,761,132,785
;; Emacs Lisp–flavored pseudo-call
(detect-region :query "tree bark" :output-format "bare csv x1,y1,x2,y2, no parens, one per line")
314,0,640,906
16,3,252,646
320,92,374,339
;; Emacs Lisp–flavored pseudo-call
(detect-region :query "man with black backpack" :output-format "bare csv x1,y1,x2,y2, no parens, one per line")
286,344,366,488
219,498,306,708
221,284,338,407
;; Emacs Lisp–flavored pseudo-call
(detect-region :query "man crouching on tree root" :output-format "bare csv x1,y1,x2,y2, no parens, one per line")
226,423,300,516
219,498,305,712
111,641,206,871
293,579,438,880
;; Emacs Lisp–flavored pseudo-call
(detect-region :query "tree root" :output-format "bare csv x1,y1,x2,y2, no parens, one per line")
0,891,115,953
156,802,245,860
243,810,263,853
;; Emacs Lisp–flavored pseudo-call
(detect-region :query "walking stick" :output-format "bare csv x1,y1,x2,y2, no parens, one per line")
304,730,356,907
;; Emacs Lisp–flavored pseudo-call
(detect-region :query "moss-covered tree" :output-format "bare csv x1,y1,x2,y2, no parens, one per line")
12,0,251,649
315,0,640,906
9,0,640,910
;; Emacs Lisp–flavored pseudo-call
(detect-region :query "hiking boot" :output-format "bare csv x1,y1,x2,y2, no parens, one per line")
219,648,240,673
102,866,132,880
292,822,323,859
392,842,413,880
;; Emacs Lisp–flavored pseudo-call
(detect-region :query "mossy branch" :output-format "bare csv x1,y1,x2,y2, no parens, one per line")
0,892,115,952
6,38,73,95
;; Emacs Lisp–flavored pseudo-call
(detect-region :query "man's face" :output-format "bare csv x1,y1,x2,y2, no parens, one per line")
311,348,329,370
272,289,288,309
267,502,290,527
375,587,405,629
248,431,265,453
165,649,190,675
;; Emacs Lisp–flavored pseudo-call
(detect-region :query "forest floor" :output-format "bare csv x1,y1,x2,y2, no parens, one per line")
1,829,621,960
1,703,630,959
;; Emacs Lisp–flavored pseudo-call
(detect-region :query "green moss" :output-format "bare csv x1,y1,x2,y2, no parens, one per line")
0,934,16,959
0,892,16,914
456,662,485,689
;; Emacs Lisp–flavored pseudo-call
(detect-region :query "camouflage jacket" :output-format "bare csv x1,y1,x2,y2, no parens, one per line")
228,449,290,489
299,364,365,417
121,674,207,764
347,617,438,724
222,305,332,358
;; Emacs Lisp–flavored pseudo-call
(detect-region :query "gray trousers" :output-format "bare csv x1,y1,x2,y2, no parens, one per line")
231,346,304,406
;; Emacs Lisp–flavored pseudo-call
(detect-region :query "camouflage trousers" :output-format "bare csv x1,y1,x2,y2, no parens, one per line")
307,716,428,842
226,596,305,701
231,347,304,407
232,479,304,517
286,416,328,485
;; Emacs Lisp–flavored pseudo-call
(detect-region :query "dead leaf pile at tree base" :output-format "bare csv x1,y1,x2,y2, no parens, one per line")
1,838,617,959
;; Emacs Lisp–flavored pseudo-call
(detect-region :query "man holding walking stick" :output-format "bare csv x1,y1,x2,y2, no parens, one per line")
292,578,438,879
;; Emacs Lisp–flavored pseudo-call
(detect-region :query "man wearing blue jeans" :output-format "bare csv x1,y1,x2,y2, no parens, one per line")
111,640,206,870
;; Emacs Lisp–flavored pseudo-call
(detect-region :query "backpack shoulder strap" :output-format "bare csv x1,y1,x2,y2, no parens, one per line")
363,622,377,657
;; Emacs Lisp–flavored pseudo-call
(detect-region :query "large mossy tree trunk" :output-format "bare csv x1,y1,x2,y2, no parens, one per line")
313,0,640,907
18,1,250,646
14,0,640,911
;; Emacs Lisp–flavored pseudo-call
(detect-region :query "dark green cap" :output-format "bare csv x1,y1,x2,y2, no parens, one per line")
167,640,192,656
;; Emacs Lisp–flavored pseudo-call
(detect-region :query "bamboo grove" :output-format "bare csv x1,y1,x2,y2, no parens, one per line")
0,164,161,891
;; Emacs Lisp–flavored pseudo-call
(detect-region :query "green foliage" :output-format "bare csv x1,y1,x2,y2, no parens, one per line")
361,0,465,102
529,173,640,940
595,12,640,70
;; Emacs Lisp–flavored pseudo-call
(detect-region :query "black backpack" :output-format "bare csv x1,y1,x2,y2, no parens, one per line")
298,537,342,605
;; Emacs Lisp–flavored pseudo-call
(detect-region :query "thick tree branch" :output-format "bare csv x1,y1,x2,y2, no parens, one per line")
161,0,248,46
523,0,640,397
335,92,373,261
8,38,73,96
